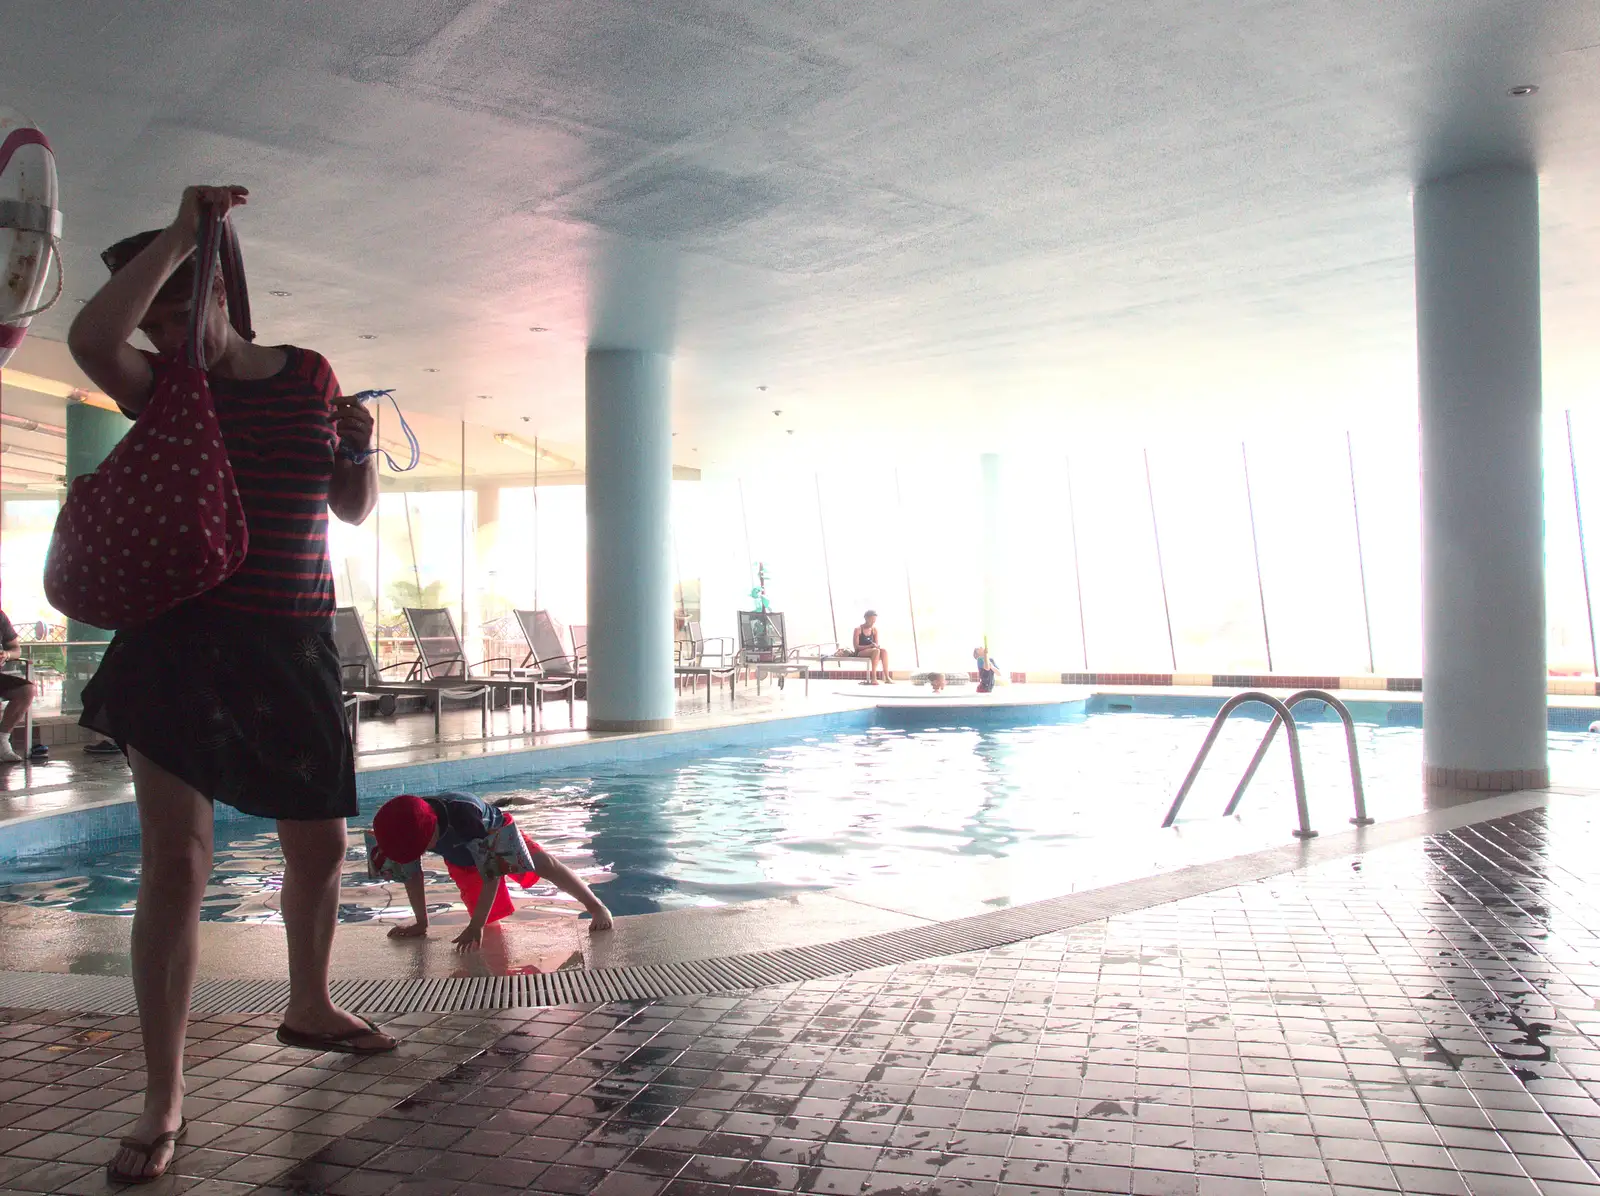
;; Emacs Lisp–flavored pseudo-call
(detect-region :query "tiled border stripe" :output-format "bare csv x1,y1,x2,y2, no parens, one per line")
1061,671,1427,691
0,790,1545,1017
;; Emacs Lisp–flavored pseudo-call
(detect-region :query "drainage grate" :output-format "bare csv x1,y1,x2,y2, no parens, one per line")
0,792,1546,1018
0,882,1198,1017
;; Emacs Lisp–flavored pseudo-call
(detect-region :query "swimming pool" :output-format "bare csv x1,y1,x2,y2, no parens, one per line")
4,702,1597,922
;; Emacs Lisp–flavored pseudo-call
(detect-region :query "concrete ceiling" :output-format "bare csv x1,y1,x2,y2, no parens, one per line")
2,0,1598,470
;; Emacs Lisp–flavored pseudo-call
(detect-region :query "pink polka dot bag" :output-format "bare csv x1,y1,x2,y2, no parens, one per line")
43,210,252,629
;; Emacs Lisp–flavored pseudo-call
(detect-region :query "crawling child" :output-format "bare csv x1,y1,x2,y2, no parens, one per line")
367,791,613,950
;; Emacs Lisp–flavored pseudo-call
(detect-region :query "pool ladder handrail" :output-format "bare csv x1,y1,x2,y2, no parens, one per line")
1160,689,1376,839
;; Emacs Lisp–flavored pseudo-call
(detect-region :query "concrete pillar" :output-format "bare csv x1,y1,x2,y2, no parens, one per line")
62,400,130,713
980,453,1001,654
1416,165,1546,791
586,350,673,731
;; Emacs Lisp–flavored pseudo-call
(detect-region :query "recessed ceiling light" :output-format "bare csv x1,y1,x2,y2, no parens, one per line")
1508,84,1538,97
268,290,291,297
423,368,439,373
773,409,782,417
358,334,377,340
757,385,769,392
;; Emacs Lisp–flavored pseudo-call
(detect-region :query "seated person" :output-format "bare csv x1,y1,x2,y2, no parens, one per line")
974,646,999,693
853,609,890,684
0,611,35,764
368,791,613,950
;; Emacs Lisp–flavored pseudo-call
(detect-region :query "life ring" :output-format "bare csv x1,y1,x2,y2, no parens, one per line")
0,107,62,367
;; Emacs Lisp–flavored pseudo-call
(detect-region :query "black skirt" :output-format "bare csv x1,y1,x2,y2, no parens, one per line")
80,603,357,821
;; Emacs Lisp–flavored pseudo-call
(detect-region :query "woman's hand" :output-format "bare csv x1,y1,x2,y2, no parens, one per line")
170,185,249,239
387,921,427,939
452,923,484,952
333,396,375,453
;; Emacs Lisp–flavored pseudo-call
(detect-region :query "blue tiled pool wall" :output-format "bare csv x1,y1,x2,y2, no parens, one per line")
350,705,881,805
871,700,1089,731
1084,691,1596,733
1,694,1593,860
1084,692,1427,725
0,706,873,860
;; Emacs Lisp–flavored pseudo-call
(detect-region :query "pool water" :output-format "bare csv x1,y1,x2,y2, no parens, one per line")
5,711,1599,922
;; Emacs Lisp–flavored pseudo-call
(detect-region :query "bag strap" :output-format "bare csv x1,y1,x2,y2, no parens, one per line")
184,208,254,368
219,219,254,343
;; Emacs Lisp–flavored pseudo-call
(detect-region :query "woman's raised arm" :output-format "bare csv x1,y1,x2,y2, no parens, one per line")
68,186,247,414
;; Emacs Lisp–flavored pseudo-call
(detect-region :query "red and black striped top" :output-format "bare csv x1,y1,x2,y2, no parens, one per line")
132,346,339,626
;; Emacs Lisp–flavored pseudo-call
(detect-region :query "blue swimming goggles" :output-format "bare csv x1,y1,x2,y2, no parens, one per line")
337,389,420,472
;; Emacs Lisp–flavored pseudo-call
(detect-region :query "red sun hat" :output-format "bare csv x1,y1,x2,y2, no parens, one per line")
372,794,437,865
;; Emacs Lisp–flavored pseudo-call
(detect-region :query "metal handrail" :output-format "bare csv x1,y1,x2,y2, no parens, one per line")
1221,690,1374,828
1161,691,1315,839
1162,689,1375,839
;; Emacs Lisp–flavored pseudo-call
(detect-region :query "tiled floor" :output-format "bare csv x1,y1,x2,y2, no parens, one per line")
5,801,1600,1194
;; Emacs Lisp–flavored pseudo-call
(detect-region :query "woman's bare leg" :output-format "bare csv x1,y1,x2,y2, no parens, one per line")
277,818,393,1046
118,750,214,1180
878,648,890,682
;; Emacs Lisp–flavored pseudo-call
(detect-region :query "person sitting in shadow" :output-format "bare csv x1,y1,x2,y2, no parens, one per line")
0,610,34,764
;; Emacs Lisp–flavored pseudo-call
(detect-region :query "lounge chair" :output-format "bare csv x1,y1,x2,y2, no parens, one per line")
801,641,873,680
736,610,809,694
508,609,584,723
334,606,490,739
402,607,546,727
513,610,585,677
676,620,737,709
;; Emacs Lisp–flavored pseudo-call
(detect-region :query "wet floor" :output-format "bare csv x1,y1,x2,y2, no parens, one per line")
5,801,1600,1194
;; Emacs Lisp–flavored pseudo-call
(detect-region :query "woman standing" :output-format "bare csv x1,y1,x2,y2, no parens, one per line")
68,185,395,1185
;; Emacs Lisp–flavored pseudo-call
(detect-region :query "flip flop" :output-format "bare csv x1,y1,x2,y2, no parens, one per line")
275,1014,398,1054
106,1118,186,1185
